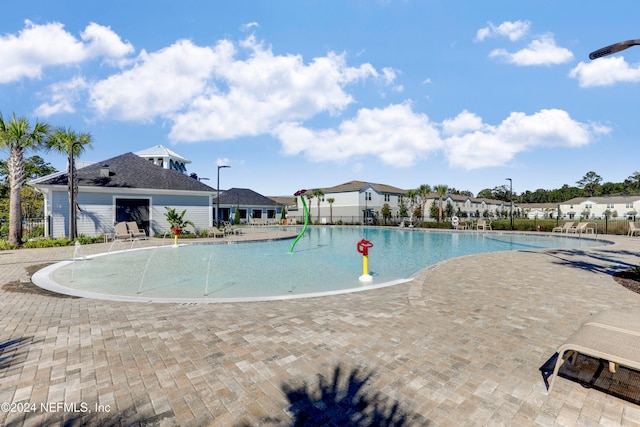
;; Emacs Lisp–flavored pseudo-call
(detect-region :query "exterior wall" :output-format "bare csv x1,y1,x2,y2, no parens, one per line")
559,199,640,219
48,189,212,238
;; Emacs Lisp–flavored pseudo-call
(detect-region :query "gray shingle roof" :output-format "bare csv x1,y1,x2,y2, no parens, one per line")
34,152,215,192
216,188,279,206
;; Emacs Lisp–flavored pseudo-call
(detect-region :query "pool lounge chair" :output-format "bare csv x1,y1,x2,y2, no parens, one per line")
552,222,575,233
567,222,594,234
208,227,224,238
547,310,640,393
114,222,131,240
126,221,148,239
476,219,492,230
628,222,640,237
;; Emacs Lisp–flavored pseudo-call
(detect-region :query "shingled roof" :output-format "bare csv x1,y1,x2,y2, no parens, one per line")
216,188,279,206
318,180,407,194
33,152,215,193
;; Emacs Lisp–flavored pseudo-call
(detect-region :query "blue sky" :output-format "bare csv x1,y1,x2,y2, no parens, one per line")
2,1,640,197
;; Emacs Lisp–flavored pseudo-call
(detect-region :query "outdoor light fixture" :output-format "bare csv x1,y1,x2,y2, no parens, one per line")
216,165,230,226
505,178,513,231
589,39,640,60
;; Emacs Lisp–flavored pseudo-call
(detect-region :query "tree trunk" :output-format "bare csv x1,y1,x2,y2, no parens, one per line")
8,145,25,246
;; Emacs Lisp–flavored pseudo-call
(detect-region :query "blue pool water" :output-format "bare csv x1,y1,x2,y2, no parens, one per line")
35,227,609,302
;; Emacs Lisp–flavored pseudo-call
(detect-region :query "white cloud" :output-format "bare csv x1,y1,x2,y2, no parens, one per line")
443,109,606,169
476,20,530,42
569,56,640,87
168,37,382,141
34,76,88,116
0,20,133,84
489,34,573,66
89,39,232,121
275,103,442,166
274,106,605,170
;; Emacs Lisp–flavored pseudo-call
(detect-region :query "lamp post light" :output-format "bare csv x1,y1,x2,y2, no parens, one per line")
216,165,230,227
68,140,85,240
589,39,640,60
506,178,513,231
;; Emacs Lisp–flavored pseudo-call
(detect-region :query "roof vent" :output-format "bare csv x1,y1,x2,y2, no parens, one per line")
100,164,109,177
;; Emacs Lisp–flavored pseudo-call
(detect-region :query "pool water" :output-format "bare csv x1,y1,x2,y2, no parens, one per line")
37,227,608,302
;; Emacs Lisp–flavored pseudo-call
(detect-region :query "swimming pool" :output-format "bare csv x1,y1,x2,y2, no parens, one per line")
33,227,609,303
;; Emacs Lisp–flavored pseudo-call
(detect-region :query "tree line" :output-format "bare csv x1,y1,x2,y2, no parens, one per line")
474,171,640,204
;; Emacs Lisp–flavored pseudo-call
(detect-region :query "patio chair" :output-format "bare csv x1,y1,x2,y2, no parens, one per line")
114,222,131,240
126,221,148,239
547,310,640,393
476,219,492,230
552,222,575,233
567,222,594,234
223,221,240,236
628,222,640,237
208,227,224,238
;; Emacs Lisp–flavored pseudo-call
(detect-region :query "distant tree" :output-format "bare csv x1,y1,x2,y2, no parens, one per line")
416,184,431,224
380,203,391,225
476,188,493,199
435,184,448,222
398,196,408,218
312,189,324,223
405,189,418,220
577,171,602,197
326,197,335,223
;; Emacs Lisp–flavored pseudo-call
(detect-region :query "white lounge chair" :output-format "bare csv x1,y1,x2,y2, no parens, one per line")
476,219,492,230
567,222,594,234
552,222,575,233
628,222,640,237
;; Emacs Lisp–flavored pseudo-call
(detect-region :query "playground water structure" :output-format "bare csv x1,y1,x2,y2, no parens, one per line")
32,227,610,303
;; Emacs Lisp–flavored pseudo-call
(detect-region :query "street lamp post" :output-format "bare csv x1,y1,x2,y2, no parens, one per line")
216,165,230,227
68,141,85,240
506,178,513,231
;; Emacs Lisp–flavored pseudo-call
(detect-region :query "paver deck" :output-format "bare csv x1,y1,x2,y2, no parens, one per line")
2,229,640,426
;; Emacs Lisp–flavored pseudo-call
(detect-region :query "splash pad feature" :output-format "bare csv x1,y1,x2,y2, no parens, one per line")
357,239,374,283
289,189,310,253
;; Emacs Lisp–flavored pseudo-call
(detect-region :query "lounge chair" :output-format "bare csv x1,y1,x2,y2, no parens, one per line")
552,222,575,233
567,222,595,234
547,310,640,393
208,227,224,238
223,221,240,236
114,222,131,240
126,221,148,239
628,222,640,237
476,219,491,230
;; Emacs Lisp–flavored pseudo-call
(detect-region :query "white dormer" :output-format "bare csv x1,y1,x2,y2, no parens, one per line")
134,145,191,174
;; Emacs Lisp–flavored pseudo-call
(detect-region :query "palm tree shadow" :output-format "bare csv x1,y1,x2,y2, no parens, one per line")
280,365,428,426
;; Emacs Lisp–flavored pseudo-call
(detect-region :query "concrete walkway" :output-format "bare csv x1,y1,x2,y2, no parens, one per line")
2,230,640,426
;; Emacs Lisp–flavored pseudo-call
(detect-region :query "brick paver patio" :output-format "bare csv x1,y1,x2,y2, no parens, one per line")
2,229,640,426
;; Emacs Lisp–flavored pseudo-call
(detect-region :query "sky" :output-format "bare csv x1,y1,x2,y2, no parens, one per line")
2,0,640,197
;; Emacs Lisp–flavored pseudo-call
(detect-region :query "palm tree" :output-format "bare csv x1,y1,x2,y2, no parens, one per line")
405,189,418,223
46,127,93,239
312,189,324,224
0,113,50,245
417,184,431,226
327,197,335,224
435,184,449,223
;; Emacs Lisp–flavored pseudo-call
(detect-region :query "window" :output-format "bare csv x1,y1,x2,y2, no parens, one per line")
267,209,276,219
627,203,634,209
384,194,390,202
364,192,372,201
607,203,614,209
